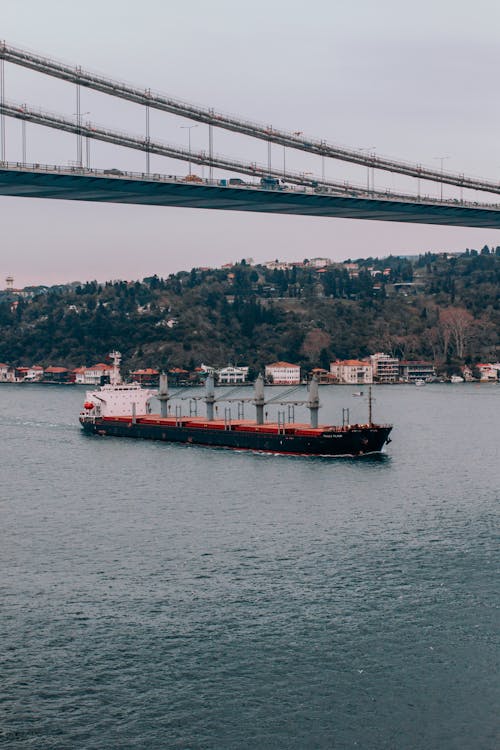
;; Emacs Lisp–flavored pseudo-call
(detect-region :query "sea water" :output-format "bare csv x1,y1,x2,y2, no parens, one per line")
1,383,499,749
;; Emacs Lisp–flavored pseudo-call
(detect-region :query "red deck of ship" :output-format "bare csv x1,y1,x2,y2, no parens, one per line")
101,415,373,435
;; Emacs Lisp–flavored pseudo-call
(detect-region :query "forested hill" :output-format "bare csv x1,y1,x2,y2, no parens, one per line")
1,247,499,373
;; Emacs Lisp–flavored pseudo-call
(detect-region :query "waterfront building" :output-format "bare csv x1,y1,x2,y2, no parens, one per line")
43,366,71,383
330,360,373,384
27,365,44,381
370,353,400,383
73,363,114,385
14,365,44,382
130,368,160,386
168,367,190,385
476,363,500,382
309,367,337,384
399,361,436,382
0,363,13,381
218,366,249,384
265,361,301,385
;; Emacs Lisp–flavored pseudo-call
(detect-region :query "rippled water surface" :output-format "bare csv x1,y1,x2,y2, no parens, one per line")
1,383,499,749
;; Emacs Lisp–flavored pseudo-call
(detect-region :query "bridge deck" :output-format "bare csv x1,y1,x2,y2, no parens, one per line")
1,167,500,228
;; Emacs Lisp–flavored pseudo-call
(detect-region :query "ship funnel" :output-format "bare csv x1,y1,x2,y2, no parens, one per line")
307,375,320,428
205,374,215,421
158,372,169,417
254,373,265,425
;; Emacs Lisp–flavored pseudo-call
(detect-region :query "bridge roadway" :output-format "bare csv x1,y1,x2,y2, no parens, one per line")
1,164,500,228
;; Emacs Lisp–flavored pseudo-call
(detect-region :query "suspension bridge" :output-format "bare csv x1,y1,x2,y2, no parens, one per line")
1,40,499,228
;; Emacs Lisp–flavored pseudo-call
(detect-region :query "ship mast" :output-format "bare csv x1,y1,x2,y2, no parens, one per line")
204,374,215,420
109,351,122,385
158,372,170,417
307,374,320,428
254,373,265,424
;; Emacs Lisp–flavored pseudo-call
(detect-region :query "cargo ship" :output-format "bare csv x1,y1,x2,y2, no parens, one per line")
79,353,392,457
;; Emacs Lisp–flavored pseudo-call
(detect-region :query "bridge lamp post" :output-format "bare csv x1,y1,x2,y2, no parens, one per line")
73,110,90,167
21,104,27,164
181,124,198,176
208,109,215,182
85,120,92,169
286,131,303,178
82,112,90,169
370,150,377,194
434,156,450,201
360,147,375,193
320,140,327,182
145,89,151,176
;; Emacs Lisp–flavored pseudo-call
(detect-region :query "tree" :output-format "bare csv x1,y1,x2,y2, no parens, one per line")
439,307,475,359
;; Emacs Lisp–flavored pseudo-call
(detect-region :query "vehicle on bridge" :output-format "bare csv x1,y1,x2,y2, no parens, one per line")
260,175,289,190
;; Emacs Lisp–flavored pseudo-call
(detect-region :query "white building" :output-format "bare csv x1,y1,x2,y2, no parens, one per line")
73,363,114,385
0,363,12,381
218,366,249,384
25,365,44,381
370,353,400,383
263,260,292,271
330,360,373,384
265,361,301,385
307,257,332,268
477,363,500,382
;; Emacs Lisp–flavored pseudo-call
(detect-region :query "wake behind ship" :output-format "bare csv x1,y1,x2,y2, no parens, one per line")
79,353,392,457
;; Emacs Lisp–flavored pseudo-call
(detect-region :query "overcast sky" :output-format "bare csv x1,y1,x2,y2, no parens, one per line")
1,0,500,287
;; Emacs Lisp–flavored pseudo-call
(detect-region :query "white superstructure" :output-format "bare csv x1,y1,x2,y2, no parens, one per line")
80,352,155,418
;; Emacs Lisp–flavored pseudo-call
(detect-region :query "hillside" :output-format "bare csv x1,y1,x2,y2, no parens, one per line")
1,247,499,374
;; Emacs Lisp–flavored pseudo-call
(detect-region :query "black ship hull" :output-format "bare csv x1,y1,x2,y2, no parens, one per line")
80,417,392,457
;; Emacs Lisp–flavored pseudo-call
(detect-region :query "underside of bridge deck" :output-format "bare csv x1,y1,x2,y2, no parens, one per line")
1,168,500,229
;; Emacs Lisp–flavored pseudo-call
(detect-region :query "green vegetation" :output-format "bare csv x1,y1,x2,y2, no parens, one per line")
1,247,499,374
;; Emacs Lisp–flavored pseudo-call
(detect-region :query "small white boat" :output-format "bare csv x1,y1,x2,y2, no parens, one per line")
415,379,426,387
450,375,464,383
352,391,364,397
